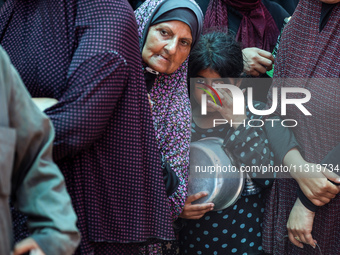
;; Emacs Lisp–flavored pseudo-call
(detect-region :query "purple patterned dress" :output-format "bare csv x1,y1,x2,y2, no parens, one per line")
134,0,203,253
135,0,196,223
0,0,175,254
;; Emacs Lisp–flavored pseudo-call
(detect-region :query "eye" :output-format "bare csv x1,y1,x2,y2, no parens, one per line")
196,78,205,84
180,40,190,46
160,29,169,36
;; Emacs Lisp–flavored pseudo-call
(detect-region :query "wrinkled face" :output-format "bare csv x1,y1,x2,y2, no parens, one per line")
142,20,192,74
319,0,340,3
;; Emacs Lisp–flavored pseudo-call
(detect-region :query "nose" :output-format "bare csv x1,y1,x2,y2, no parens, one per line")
164,38,177,55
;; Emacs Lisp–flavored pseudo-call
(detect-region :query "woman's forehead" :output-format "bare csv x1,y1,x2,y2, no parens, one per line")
151,21,192,38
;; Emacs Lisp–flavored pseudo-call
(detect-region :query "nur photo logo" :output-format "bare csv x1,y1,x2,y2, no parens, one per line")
191,78,314,128
197,82,222,111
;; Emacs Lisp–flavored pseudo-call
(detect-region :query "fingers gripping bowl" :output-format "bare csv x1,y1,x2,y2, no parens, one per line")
188,137,244,211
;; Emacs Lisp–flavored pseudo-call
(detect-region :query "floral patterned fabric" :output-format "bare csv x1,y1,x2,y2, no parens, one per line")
135,0,203,222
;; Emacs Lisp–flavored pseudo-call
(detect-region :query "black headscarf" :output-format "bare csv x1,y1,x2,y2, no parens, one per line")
141,0,203,50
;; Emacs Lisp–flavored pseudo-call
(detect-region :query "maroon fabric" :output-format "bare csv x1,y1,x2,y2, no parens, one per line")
263,0,340,254
204,0,279,52
225,0,261,11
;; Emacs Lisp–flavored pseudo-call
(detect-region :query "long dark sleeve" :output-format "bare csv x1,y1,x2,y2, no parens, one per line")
44,1,132,162
264,115,301,164
224,102,275,188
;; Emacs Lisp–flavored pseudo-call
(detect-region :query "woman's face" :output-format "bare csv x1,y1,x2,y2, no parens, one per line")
142,20,192,74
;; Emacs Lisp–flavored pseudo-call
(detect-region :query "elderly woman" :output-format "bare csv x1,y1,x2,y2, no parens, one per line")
134,0,203,253
135,0,203,220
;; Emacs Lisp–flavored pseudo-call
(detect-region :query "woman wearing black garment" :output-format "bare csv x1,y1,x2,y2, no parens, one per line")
203,0,289,103
262,1,340,254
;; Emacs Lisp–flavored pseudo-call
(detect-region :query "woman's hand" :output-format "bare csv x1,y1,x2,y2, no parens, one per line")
179,191,214,219
242,47,274,76
284,148,340,206
287,198,316,249
292,164,340,206
32,98,58,112
207,88,246,129
13,237,46,255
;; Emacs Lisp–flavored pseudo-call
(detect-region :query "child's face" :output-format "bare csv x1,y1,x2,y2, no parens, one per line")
193,68,226,112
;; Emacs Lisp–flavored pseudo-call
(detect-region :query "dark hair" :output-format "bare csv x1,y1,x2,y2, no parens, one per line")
188,31,244,78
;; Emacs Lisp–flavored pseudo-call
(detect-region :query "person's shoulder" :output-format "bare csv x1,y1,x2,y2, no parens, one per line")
77,0,135,22
76,0,139,50
262,0,290,30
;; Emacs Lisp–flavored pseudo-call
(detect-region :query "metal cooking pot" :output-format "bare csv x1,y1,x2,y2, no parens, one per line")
188,137,244,211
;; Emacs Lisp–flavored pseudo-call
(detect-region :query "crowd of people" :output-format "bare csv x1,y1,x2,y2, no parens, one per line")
0,0,339,254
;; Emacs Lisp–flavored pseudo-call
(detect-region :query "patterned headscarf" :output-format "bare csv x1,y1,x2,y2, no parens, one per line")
135,0,203,221
204,0,279,52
